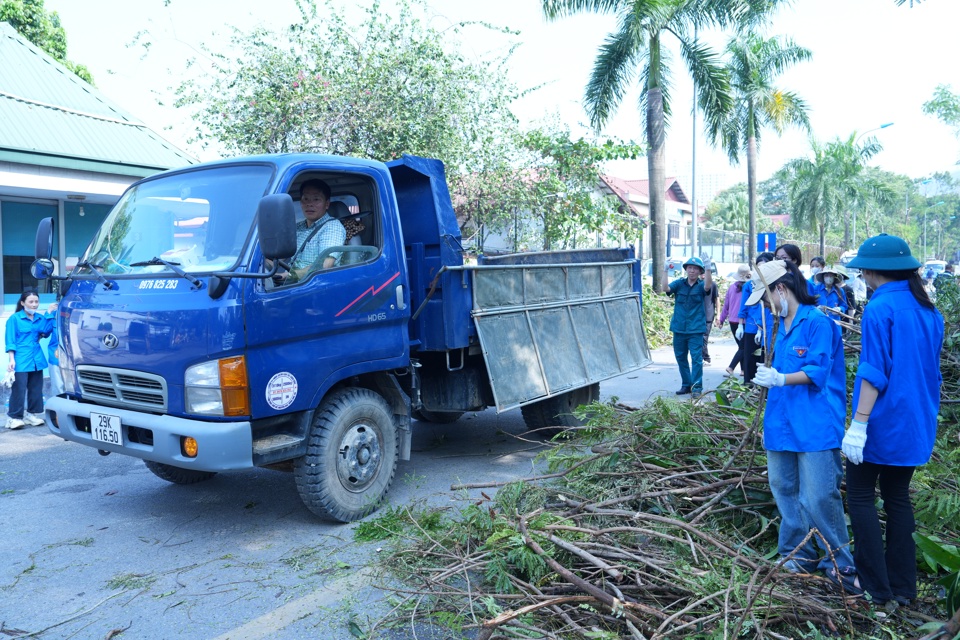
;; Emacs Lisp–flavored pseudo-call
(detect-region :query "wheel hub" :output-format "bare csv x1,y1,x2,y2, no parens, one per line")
336,423,382,492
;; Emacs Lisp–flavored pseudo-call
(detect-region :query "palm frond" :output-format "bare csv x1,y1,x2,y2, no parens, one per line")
681,37,732,143
584,11,647,130
541,0,624,20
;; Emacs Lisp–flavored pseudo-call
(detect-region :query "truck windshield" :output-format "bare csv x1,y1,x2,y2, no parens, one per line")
76,165,273,276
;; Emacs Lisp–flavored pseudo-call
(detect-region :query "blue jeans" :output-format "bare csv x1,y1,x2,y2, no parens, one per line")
672,332,703,391
767,449,855,571
9,370,44,418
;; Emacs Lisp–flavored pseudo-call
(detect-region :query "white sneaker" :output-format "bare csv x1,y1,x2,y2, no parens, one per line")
6,417,25,430
23,414,45,427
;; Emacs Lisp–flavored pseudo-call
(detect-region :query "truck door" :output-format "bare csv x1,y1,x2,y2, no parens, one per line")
245,165,409,417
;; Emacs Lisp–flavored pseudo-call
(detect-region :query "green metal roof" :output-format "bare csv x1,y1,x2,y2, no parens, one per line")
0,22,195,174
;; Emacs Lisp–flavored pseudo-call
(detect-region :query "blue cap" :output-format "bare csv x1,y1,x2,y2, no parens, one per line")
682,257,705,272
846,234,921,271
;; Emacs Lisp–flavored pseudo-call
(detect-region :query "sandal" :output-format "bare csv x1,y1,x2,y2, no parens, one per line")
826,567,863,595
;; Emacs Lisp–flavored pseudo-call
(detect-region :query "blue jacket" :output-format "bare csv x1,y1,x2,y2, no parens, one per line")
812,283,848,315
737,280,774,339
854,280,943,466
5,310,53,372
763,304,847,452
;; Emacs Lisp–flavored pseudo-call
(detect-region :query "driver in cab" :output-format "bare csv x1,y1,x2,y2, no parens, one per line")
276,179,346,283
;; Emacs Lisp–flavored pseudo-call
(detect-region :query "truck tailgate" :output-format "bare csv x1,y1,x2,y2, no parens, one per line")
470,261,652,412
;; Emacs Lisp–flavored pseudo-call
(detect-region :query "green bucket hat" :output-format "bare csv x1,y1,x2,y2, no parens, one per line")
846,234,921,271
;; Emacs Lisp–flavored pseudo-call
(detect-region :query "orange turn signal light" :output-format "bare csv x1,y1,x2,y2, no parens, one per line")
181,436,199,458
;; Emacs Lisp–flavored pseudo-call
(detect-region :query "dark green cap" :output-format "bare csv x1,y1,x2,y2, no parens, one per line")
846,234,921,271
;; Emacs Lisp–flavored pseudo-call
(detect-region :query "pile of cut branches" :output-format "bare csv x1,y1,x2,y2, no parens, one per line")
372,396,889,639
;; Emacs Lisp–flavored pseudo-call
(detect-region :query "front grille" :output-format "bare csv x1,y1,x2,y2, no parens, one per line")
77,366,168,412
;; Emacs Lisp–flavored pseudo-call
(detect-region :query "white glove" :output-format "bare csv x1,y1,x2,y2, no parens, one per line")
736,324,744,341
842,420,868,465
702,255,713,271
755,365,785,388
754,330,763,345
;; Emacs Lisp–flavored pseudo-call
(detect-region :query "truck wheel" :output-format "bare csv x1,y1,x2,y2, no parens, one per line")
294,387,398,522
521,383,600,437
143,460,217,484
411,408,464,424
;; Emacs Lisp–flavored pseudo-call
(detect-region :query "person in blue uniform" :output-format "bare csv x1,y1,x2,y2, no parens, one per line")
662,256,712,395
842,235,944,607
736,252,774,384
812,265,849,320
5,291,56,430
808,256,825,286
747,260,859,591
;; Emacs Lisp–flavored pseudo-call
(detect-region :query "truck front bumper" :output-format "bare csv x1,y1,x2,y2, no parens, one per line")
45,397,254,472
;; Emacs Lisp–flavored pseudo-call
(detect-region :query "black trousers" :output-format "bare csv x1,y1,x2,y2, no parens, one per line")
727,322,742,371
845,461,917,602
9,369,44,418
741,333,764,383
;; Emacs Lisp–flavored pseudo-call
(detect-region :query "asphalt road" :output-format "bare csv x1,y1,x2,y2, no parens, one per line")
0,333,739,640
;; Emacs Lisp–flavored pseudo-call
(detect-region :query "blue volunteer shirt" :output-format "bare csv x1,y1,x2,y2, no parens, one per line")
854,280,943,466
667,277,709,334
763,304,847,452
738,280,774,339
5,310,53,372
811,283,848,315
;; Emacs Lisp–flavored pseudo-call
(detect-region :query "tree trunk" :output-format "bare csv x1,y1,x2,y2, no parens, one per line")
843,209,851,250
648,88,667,292
819,220,826,258
747,134,758,265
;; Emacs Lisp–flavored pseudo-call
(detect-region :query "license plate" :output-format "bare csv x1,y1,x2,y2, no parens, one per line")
90,412,122,446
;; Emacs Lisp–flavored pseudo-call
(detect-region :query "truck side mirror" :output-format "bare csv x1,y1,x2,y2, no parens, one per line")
36,217,55,259
31,258,55,280
257,194,297,260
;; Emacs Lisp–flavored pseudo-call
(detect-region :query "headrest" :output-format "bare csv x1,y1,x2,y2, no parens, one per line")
327,201,352,220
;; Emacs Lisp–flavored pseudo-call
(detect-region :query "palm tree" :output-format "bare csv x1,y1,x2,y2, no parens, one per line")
716,32,810,264
778,135,884,256
541,0,783,291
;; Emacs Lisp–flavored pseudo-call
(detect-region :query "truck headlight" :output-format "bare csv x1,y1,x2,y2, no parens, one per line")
58,349,76,394
185,356,249,416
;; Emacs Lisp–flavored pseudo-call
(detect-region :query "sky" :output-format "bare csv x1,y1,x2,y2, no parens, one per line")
44,0,960,203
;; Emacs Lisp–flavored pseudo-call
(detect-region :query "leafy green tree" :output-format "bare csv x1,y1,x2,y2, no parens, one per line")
0,0,93,83
715,32,810,262
176,0,520,172
704,183,748,232
511,127,643,251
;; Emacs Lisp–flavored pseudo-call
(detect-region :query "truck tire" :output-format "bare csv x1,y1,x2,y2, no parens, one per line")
143,460,217,484
411,408,464,424
521,383,600,437
294,387,398,522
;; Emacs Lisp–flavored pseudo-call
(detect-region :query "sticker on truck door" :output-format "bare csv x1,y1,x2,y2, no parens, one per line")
266,372,298,410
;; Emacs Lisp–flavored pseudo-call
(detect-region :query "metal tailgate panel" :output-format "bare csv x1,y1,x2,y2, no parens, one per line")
472,263,652,412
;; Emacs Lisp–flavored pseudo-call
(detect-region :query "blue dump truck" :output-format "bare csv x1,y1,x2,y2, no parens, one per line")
32,154,651,521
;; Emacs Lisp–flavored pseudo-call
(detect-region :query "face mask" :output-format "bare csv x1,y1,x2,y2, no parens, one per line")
777,289,789,317
823,275,834,286
811,267,821,276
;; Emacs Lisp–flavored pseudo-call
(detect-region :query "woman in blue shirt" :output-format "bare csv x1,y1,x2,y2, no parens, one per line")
748,260,859,591
812,265,849,319
842,235,944,607
736,252,774,384
5,291,55,430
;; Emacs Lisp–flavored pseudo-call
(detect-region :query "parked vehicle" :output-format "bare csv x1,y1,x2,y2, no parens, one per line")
32,154,652,522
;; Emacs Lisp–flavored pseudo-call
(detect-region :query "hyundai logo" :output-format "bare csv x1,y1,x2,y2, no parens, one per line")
102,333,120,349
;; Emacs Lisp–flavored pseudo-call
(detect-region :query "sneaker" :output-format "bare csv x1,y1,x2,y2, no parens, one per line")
703,356,711,364
675,386,692,395
23,414,45,427
780,558,815,574
6,417,25,430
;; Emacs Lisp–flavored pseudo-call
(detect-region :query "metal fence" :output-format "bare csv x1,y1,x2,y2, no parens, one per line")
665,225,843,265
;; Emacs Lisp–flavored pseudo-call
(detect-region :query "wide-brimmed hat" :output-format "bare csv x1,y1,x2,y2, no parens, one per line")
815,264,848,283
846,234,921,271
746,260,789,305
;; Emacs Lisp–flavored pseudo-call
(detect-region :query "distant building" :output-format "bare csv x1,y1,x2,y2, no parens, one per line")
599,174,693,258
0,22,194,307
